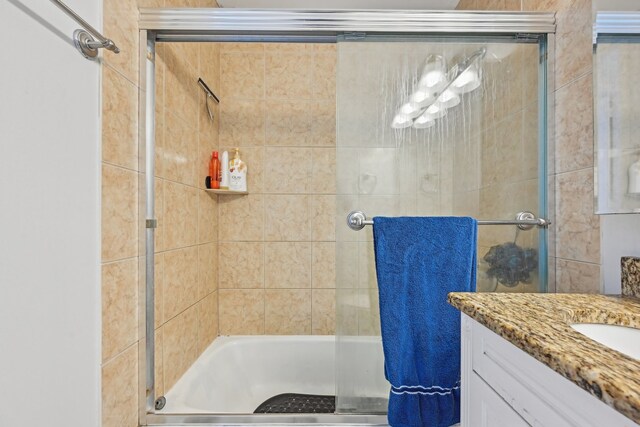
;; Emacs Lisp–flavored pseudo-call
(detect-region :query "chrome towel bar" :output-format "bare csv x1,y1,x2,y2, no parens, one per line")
346,211,551,231
51,0,120,59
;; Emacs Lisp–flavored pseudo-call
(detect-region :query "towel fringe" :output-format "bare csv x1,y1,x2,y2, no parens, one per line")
391,381,460,392
391,388,459,396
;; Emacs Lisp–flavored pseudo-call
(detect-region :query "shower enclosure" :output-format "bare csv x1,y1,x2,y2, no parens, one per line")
138,9,555,425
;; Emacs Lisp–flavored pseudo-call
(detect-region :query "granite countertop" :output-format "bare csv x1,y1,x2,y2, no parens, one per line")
448,292,640,424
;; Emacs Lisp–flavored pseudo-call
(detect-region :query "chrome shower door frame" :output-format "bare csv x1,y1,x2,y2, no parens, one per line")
138,8,556,426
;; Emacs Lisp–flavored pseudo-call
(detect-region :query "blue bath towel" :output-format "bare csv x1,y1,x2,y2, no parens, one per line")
373,216,477,427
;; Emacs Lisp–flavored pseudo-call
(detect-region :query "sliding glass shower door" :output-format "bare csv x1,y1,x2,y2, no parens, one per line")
334,36,550,413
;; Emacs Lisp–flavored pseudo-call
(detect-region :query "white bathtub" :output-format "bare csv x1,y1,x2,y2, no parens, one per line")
160,335,388,414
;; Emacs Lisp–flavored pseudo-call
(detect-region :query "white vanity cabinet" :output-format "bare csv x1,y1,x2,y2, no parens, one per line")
468,371,530,427
460,314,639,427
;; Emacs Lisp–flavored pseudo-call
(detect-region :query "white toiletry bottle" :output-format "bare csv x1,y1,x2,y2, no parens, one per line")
629,158,640,194
228,148,247,192
220,151,229,190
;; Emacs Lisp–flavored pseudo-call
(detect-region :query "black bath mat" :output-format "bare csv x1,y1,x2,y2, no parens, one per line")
254,393,336,413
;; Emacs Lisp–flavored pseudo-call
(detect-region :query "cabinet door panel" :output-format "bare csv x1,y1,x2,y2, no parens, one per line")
469,372,529,427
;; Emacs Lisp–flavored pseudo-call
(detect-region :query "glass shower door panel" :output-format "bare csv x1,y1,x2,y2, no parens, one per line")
335,38,546,413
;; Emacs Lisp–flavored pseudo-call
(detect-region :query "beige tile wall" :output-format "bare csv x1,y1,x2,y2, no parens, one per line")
106,38,337,426
101,0,142,419
101,1,220,426
457,0,600,293
154,40,220,396
216,42,337,336
460,44,541,293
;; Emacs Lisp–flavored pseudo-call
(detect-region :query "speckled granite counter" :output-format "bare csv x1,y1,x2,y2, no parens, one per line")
448,293,640,424
623,256,640,298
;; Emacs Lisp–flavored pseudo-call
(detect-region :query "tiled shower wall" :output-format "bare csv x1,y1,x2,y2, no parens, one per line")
215,43,338,335
471,44,541,292
153,41,220,396
101,1,220,427
102,32,338,426
457,0,600,293
417,42,542,287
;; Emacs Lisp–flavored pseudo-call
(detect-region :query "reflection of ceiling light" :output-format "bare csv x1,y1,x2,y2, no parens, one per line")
413,113,435,129
399,102,422,118
410,89,435,108
391,114,413,129
424,103,447,119
418,55,447,92
450,63,482,94
418,71,446,91
438,89,460,108
391,48,486,130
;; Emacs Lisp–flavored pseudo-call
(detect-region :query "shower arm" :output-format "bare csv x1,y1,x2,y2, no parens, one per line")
346,210,551,232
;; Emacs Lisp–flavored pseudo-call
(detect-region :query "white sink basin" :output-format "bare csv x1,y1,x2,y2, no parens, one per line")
571,323,640,361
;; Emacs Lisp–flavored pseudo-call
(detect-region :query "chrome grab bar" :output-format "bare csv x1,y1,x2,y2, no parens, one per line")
51,0,120,59
346,211,551,231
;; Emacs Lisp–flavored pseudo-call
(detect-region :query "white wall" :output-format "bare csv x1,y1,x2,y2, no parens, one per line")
0,1,101,426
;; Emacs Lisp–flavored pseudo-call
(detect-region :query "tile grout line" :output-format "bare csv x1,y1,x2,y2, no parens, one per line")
104,61,139,89
555,257,601,266
101,339,138,368
554,69,593,93
554,165,594,178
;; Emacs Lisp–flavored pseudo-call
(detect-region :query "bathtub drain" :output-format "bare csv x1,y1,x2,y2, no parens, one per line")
254,393,335,414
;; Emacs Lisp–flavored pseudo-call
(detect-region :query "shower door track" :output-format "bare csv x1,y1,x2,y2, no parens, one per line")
138,8,555,426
